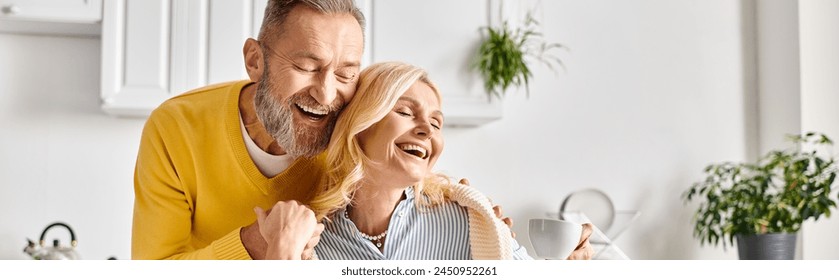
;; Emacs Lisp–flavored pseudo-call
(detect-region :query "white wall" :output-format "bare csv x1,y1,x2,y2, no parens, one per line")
432,0,751,260
756,0,801,154
0,0,835,260
0,33,144,260
799,0,839,260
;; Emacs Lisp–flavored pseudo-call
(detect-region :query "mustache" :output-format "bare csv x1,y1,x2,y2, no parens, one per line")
252,77,343,158
287,90,345,114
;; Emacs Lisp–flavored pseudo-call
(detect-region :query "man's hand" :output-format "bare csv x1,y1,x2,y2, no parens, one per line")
253,200,321,260
459,178,516,238
493,205,515,238
301,224,325,260
566,223,595,260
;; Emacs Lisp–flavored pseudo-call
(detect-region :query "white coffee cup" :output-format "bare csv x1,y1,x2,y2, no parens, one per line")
528,218,582,259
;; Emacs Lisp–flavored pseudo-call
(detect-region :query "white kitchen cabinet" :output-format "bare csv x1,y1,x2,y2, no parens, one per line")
100,0,267,117
0,0,101,22
0,0,102,36
368,0,503,126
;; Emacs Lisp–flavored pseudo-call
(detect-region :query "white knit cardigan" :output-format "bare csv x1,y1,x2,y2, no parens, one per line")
448,183,514,260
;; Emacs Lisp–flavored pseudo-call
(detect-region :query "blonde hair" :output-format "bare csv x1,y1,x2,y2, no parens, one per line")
310,62,451,220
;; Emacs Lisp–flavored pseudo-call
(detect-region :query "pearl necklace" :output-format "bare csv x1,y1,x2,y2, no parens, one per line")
344,210,387,248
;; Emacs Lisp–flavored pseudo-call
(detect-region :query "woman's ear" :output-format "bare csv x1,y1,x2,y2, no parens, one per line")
243,38,264,82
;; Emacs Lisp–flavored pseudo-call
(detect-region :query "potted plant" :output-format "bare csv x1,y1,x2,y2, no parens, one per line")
473,12,565,100
683,132,839,259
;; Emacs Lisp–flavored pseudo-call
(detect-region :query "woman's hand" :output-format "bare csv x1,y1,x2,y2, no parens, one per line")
254,200,322,260
567,223,595,260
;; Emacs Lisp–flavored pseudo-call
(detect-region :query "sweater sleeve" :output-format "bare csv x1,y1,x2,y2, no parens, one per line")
132,112,251,260
449,184,513,260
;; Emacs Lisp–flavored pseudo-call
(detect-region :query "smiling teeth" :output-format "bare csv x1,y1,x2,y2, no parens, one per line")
297,104,328,115
398,144,428,159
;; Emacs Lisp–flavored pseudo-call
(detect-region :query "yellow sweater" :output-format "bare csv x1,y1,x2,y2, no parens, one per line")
132,80,325,259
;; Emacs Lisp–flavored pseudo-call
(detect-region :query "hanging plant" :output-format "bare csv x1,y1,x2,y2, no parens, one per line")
474,12,566,100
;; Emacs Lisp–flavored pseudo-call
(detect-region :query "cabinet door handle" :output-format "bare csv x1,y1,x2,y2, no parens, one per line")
2,5,21,15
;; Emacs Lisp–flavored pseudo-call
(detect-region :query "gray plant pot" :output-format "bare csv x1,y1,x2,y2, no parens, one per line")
736,233,797,260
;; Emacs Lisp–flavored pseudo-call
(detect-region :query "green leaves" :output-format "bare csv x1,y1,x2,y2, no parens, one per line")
474,12,565,100
476,23,529,100
683,132,839,249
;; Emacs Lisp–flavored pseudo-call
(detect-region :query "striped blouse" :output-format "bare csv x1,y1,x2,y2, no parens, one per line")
314,187,533,260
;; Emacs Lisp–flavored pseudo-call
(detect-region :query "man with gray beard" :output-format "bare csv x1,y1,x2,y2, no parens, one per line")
132,0,363,260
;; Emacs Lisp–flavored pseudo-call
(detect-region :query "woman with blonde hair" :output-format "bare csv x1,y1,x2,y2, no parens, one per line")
306,61,534,259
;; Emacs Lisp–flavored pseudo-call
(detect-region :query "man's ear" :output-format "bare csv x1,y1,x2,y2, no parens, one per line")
243,38,264,82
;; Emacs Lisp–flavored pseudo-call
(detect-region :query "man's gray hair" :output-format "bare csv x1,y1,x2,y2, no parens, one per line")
258,0,365,44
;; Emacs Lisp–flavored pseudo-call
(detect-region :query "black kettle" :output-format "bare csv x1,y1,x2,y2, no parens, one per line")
24,222,81,260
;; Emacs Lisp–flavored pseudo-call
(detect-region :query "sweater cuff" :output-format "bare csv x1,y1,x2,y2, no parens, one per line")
211,227,253,260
